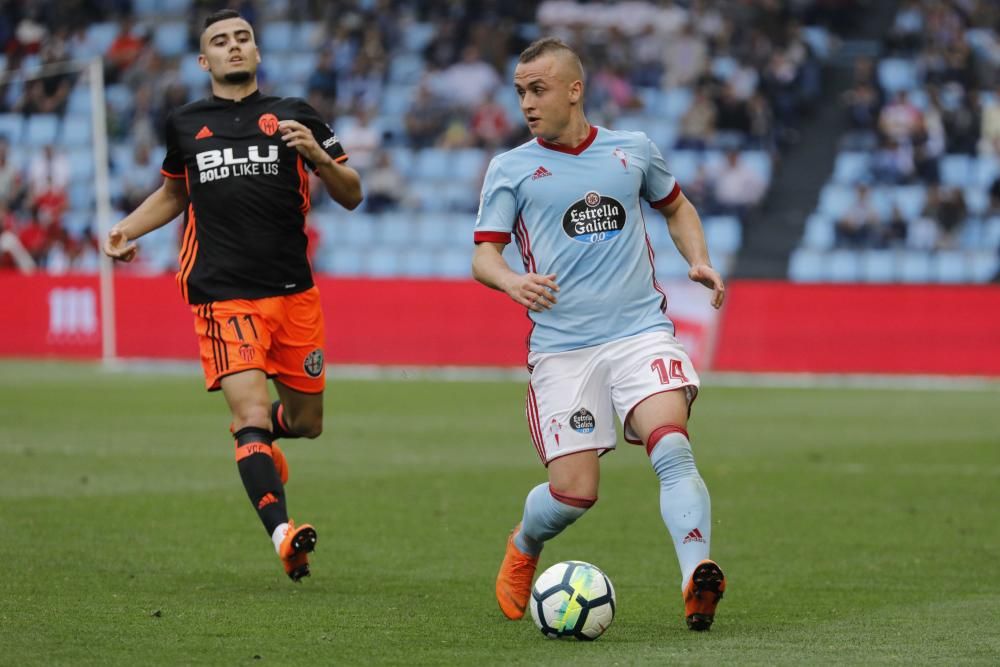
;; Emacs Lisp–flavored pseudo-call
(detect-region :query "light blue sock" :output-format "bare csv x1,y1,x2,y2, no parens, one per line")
650,432,711,589
513,483,593,557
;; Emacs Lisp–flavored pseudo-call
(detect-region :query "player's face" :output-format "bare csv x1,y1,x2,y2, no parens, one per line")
199,18,260,84
514,55,580,140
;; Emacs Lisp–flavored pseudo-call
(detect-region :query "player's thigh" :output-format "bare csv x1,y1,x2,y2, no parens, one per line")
274,379,324,434
608,332,700,445
527,344,616,465
547,450,601,499
220,369,272,428
191,300,272,392
267,288,326,394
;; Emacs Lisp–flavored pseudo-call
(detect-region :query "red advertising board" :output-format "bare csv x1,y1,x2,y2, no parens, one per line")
3,273,999,375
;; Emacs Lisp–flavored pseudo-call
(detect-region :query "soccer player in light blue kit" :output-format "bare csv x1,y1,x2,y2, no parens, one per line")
473,38,728,631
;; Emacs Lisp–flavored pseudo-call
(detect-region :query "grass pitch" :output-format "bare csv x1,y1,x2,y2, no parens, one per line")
1,361,998,665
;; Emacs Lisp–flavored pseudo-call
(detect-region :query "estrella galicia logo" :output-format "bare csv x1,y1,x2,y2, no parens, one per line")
569,408,596,434
303,348,324,378
562,191,626,244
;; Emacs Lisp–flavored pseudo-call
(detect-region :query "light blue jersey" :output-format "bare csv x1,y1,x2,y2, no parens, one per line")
474,125,682,353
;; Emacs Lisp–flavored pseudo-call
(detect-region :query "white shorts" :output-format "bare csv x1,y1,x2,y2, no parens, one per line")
525,331,700,465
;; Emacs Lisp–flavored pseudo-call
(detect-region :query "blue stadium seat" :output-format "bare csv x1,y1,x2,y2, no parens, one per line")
964,187,989,216
833,152,869,183
341,216,376,247
897,250,932,283
62,211,91,239
801,26,831,59
969,250,999,281
294,22,322,48
399,248,438,277
373,212,415,247
453,148,488,184
179,56,207,90
260,22,294,53
414,215,453,248
403,22,436,53
327,247,365,276
364,247,402,277
892,185,926,219
437,248,471,278
878,58,918,93
788,248,827,282
801,213,835,249
645,120,677,153
414,148,453,182
388,53,425,85
664,150,698,185
387,147,415,178
61,115,92,147
657,88,693,119
940,154,970,186
703,216,742,253
68,147,95,184
104,84,133,114
741,150,772,184
817,184,855,219
86,23,119,55
984,216,1000,248
381,85,415,116
269,52,316,84
25,114,60,146
0,113,24,144
66,85,92,117
932,250,967,283
973,156,999,188
860,250,894,283
654,249,691,280
153,22,188,58
69,182,94,210
828,250,861,282
710,56,738,81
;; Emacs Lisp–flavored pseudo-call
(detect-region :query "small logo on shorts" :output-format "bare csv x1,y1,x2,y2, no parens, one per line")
549,418,562,446
303,348,324,378
570,408,596,434
238,344,255,363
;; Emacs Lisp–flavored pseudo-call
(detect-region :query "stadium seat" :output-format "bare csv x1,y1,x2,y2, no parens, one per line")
833,152,869,184
387,147,415,178
399,248,438,277
436,248,472,278
25,114,60,146
897,250,932,283
877,58,918,93
828,250,861,282
104,84,133,114
658,88,693,119
741,150,772,184
260,22,294,53
327,247,365,276
381,85,415,116
964,187,989,216
973,157,1000,188
66,85,92,117
414,148,453,182
294,22,323,48
801,26,831,59
932,250,967,283
665,150,698,185
402,22,436,53
703,216,742,254
68,147,95,184
69,182,94,210
892,185,925,219
789,248,826,282
153,22,188,58
940,154,970,186
340,216,376,247
817,184,855,219
61,115,92,147
985,216,1000,248
414,215,453,248
85,22,119,55
453,148,488,185
388,53,425,85
969,250,999,281
801,213,835,249
0,113,24,144
860,250,894,283
364,247,402,277
374,212,416,247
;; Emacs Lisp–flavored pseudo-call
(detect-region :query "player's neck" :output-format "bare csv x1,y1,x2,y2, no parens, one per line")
211,79,259,102
546,115,591,149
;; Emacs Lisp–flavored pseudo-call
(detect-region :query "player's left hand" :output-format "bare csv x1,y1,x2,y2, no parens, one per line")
278,120,330,166
688,264,725,309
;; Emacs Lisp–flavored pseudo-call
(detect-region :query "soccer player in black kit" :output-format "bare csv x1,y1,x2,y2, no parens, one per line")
103,9,362,581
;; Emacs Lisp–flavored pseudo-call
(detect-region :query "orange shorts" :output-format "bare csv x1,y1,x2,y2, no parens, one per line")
192,286,326,393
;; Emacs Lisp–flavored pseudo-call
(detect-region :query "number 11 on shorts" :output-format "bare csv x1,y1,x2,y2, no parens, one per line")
651,358,690,385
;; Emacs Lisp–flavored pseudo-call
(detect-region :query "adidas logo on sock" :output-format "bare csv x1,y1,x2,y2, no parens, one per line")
258,493,279,509
683,528,706,544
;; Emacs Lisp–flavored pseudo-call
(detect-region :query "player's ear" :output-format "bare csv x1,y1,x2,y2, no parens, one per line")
197,53,210,72
568,79,583,105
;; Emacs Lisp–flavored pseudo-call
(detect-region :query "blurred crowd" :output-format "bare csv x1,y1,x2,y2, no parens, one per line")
0,0,850,274
834,0,1000,250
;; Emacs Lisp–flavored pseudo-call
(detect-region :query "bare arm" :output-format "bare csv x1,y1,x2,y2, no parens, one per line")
472,241,559,312
657,192,726,309
104,177,189,262
278,119,363,210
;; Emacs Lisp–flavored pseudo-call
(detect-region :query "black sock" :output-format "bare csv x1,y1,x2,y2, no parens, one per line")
270,400,302,439
233,426,288,535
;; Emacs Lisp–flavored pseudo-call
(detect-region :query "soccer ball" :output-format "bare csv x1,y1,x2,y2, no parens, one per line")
529,560,616,640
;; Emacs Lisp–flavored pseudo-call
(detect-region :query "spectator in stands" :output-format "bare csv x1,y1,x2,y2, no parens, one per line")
871,138,915,184
978,85,1000,156
364,151,405,214
675,86,716,150
119,143,161,214
405,81,450,149
469,89,512,149
714,84,751,143
882,205,909,247
989,176,1000,216
841,78,881,134
105,18,148,85
662,21,708,89
0,138,26,211
342,107,381,172
306,49,339,121
834,184,881,248
885,0,924,53
943,87,981,155
746,91,775,152
920,184,967,249
18,40,74,115
712,149,767,219
431,45,500,109
28,145,68,197
878,91,923,145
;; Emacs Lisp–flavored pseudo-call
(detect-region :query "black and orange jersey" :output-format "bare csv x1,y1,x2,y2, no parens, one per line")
161,90,347,304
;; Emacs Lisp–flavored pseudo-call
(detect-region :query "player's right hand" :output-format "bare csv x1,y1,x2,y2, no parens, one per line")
104,226,137,262
506,273,559,312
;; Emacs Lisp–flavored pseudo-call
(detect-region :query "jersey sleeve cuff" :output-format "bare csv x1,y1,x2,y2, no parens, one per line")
160,168,185,180
650,182,681,209
474,231,512,244
311,153,350,172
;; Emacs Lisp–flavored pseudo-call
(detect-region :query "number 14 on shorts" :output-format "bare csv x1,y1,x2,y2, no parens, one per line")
651,358,690,385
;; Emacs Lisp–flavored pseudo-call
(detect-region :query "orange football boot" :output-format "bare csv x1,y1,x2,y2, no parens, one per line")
495,524,539,620
279,520,317,582
684,559,726,631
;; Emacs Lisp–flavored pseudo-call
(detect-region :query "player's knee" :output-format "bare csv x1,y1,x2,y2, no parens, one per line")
285,412,323,439
549,484,598,512
231,404,271,433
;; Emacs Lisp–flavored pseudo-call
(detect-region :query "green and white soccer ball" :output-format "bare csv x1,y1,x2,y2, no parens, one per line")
529,560,616,640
